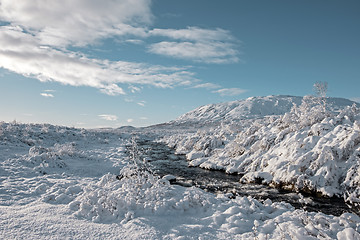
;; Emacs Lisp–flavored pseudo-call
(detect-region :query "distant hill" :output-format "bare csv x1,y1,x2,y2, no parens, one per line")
173,95,358,123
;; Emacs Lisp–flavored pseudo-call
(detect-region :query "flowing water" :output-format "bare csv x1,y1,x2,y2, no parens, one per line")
132,138,358,217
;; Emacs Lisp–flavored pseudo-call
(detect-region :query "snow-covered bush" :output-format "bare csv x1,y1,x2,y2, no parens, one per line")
25,143,78,174
69,139,213,222
279,95,332,131
234,105,360,200
70,165,213,223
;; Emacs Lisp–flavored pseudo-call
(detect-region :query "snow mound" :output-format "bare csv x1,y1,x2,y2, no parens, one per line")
174,95,357,124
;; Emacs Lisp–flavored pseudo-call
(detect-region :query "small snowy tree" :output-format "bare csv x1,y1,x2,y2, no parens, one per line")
313,81,328,113
279,82,331,131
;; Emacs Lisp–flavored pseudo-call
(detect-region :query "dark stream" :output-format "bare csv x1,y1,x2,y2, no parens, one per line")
133,139,358,217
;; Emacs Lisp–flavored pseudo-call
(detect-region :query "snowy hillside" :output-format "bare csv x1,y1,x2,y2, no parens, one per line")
174,95,357,123
162,95,360,206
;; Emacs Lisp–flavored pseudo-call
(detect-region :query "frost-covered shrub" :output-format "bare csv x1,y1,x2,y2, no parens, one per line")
70,138,214,222
25,143,79,174
225,140,246,158
279,95,332,131
70,166,212,223
238,106,360,200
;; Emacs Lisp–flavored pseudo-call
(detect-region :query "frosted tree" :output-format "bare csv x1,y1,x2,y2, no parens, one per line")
313,81,328,113
280,82,331,130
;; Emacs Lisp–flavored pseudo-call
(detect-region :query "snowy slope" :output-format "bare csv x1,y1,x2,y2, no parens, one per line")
162,96,360,206
174,95,357,123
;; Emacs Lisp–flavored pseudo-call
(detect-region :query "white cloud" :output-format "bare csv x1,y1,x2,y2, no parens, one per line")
137,101,146,107
0,0,152,47
44,89,56,92
140,117,148,120
213,88,247,96
127,118,134,123
129,85,142,93
192,83,221,89
148,27,239,64
125,39,145,45
148,41,239,64
98,114,118,121
99,84,126,96
40,93,54,98
150,27,234,42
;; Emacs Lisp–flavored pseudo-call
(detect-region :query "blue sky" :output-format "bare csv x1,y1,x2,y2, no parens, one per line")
0,0,359,128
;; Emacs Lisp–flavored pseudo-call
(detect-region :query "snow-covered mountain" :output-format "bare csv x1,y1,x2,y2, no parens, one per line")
174,95,358,123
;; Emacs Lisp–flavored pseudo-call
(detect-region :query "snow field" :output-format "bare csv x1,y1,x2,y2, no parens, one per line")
1,120,360,239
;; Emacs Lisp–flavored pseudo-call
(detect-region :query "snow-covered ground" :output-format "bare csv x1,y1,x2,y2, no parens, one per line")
1,95,360,239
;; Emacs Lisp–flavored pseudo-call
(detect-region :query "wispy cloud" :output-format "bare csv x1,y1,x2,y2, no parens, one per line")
213,88,247,96
99,84,126,96
148,27,239,64
125,39,145,45
192,83,221,89
40,93,54,98
148,42,238,64
129,85,142,93
0,0,152,47
137,101,146,107
127,118,134,123
98,114,118,121
150,27,234,42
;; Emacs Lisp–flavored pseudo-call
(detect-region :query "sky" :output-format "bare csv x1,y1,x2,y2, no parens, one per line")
0,0,359,128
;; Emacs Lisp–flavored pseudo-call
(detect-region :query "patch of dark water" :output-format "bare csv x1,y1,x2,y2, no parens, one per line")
133,139,358,217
